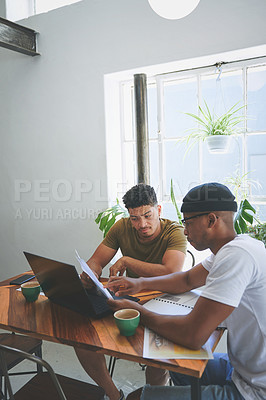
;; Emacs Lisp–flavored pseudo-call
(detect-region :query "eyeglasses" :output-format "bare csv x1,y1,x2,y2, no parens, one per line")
181,213,210,227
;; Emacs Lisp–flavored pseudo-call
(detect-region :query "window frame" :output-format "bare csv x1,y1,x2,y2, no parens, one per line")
118,56,266,216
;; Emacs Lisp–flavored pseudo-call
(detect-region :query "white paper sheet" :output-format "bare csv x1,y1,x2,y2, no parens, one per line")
142,289,213,360
75,250,113,299
143,327,213,359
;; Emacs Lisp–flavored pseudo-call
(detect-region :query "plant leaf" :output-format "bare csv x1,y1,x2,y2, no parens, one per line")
99,214,109,232
95,211,104,224
234,199,256,234
170,179,182,225
103,215,116,237
239,217,247,233
95,201,128,237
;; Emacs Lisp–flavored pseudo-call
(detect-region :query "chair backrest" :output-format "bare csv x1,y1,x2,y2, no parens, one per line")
0,343,67,400
183,249,195,271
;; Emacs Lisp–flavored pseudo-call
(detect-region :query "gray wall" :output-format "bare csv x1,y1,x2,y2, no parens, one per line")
0,0,266,280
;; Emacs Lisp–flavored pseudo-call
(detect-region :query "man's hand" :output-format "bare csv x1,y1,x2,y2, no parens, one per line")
109,256,129,277
80,270,99,289
108,276,143,296
107,298,142,313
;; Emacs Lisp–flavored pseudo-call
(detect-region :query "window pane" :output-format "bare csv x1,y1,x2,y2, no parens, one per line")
247,134,266,197
201,70,243,117
123,143,136,188
36,0,81,13
122,84,134,141
148,86,158,139
149,142,159,193
6,0,34,21
162,202,182,223
247,65,266,132
164,141,200,198
253,204,266,222
201,136,244,186
164,78,198,138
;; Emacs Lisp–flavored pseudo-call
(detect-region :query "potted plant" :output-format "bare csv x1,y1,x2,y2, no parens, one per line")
181,101,246,154
225,169,261,234
247,223,266,247
170,170,259,236
95,199,128,238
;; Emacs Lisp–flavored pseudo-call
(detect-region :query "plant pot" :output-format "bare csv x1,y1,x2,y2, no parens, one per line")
206,135,231,154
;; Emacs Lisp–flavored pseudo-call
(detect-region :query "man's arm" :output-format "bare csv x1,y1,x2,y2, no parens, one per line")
109,249,185,277
80,243,117,286
108,263,208,296
108,264,234,350
144,296,234,349
109,295,233,350
108,264,234,349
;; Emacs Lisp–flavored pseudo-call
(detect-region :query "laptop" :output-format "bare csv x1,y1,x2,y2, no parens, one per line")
23,251,139,319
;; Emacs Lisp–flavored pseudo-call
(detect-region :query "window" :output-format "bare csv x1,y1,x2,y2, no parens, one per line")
34,0,81,14
118,58,266,222
5,0,81,21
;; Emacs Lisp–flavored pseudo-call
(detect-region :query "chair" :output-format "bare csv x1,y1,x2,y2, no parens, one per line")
0,333,43,398
183,249,195,271
0,343,105,400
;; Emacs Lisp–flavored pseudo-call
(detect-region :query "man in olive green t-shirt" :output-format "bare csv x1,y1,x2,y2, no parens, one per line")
77,184,187,400
103,217,186,278
82,184,186,281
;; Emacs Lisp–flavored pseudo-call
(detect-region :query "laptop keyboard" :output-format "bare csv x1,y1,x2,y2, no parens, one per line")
85,290,111,316
84,288,139,317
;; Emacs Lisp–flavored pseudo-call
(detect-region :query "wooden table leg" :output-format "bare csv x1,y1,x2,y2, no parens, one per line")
190,376,201,400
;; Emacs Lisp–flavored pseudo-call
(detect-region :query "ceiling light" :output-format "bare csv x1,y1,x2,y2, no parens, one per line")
148,0,200,20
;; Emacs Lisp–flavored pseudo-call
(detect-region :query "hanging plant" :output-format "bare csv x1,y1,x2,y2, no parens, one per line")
179,100,247,155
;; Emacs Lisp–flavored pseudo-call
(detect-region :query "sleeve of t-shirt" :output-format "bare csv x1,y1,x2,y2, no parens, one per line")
201,246,255,307
101,218,123,250
202,253,215,271
166,225,187,254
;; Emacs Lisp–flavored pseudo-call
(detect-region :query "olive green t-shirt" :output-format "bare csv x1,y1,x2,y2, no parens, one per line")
102,218,187,277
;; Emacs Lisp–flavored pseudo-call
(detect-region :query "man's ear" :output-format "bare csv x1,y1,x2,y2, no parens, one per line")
157,205,162,217
208,213,218,227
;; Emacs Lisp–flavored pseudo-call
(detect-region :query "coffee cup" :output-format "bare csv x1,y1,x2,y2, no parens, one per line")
21,281,41,302
114,309,140,337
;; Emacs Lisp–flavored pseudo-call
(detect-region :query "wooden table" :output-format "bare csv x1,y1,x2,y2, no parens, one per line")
0,272,224,400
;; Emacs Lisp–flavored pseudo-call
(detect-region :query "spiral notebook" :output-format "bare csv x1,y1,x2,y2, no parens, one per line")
143,289,200,316
143,289,213,360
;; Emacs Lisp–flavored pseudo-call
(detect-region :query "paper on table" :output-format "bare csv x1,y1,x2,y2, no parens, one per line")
75,250,113,300
142,289,213,359
143,327,213,359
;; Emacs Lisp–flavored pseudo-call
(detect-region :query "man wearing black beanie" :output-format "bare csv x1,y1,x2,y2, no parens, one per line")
108,182,266,400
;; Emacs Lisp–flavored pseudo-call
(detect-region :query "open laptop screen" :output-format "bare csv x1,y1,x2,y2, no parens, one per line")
23,251,109,317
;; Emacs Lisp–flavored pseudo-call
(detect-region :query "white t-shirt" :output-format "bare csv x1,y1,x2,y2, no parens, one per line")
201,235,266,400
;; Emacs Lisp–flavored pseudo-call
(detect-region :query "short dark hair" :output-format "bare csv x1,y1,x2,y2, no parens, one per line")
122,184,158,209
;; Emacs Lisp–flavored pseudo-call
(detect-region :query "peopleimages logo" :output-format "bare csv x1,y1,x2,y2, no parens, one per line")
14,179,95,202
13,179,113,221
14,207,101,221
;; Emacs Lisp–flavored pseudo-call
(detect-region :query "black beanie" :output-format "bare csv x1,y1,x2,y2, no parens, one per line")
181,182,237,213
